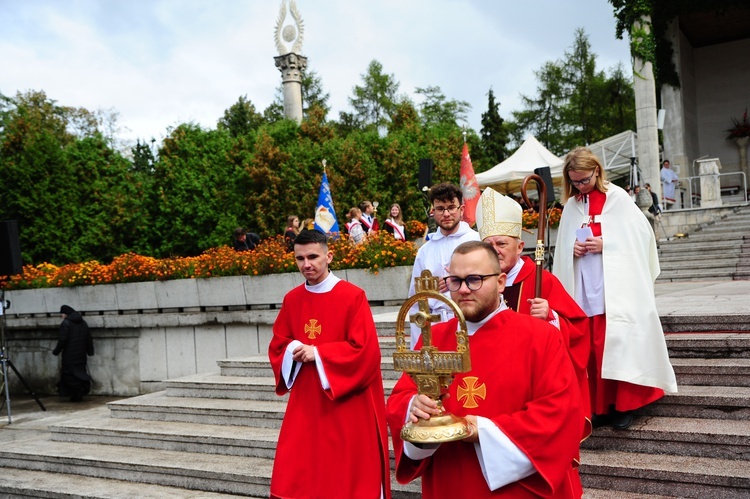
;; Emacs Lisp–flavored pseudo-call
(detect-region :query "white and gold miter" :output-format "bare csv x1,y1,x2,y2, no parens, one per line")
475,187,523,240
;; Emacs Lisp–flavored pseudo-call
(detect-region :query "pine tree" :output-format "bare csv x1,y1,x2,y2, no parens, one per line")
480,88,510,166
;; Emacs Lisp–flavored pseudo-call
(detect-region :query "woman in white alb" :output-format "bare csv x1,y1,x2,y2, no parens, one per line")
553,147,677,431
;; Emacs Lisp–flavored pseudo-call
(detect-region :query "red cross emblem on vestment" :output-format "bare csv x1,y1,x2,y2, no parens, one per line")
456,376,487,409
305,319,321,339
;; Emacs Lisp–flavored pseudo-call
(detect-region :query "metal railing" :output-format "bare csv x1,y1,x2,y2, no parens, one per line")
681,171,748,209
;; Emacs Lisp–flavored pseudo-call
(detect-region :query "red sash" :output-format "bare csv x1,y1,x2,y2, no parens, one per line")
384,220,405,240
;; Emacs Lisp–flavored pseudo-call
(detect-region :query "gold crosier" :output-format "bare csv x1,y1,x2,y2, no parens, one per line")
393,270,472,444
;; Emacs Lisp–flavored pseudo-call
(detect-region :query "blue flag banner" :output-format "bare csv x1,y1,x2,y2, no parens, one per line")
314,172,340,235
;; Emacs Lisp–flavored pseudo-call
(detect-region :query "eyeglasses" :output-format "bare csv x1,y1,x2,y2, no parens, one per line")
569,171,596,187
443,274,500,292
434,205,461,215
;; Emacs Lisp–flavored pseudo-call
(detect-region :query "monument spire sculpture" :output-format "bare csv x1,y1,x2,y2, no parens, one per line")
274,0,307,123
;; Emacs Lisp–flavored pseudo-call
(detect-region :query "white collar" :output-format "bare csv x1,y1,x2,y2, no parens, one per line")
504,258,525,286
466,301,508,335
305,271,341,293
430,221,472,242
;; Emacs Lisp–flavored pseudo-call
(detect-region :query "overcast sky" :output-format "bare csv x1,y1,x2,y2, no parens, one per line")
1,0,632,146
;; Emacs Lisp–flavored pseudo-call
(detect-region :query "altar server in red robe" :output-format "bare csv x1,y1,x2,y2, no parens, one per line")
268,229,391,499
387,241,582,498
476,187,591,439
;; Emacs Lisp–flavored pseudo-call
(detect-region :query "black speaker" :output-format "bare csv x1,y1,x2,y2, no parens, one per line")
418,159,433,191
534,166,556,204
0,220,23,276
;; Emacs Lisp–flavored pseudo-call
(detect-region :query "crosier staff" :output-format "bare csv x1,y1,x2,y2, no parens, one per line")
520,174,547,297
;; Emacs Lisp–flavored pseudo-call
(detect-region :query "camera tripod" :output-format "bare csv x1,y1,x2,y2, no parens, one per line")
1,290,46,423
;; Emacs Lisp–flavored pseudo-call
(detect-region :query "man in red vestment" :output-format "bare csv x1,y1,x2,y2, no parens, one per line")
476,187,591,439
268,229,391,499
387,241,583,498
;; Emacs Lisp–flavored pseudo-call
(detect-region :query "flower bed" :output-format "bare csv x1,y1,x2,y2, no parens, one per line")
1,232,417,290
1,211,557,291
522,207,561,230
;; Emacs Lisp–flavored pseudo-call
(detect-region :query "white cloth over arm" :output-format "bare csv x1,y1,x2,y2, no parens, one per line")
279,272,341,389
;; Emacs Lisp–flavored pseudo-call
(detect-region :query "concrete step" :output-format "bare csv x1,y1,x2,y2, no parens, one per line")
580,449,750,498
659,260,739,271
641,385,750,420
164,371,398,401
694,227,750,236
0,436,421,499
107,391,287,428
582,416,750,461
379,335,398,356
662,313,750,332
165,373,284,401
0,467,249,498
657,270,736,282
50,416,279,458
659,236,746,248
672,357,750,386
583,490,678,499
657,242,743,253
219,355,402,380
666,333,750,358
0,436,275,497
657,251,741,264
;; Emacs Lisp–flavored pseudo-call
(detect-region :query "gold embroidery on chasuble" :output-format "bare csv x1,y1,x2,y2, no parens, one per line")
457,376,487,409
305,319,322,339
478,190,522,240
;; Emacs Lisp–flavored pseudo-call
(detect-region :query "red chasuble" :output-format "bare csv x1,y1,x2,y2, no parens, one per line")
387,310,582,499
269,281,391,499
504,256,592,440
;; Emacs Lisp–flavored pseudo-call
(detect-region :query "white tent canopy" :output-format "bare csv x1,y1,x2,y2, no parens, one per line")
475,135,563,194
475,131,639,194
585,130,639,185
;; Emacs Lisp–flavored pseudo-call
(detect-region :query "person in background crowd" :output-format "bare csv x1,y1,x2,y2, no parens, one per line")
407,183,480,348
360,201,379,233
383,203,406,240
233,227,255,251
624,185,635,202
301,218,315,231
284,215,300,252
553,147,677,431
53,305,94,402
645,183,661,219
660,160,679,209
345,207,367,245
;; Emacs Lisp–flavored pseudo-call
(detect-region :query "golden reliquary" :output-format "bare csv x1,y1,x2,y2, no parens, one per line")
393,270,472,444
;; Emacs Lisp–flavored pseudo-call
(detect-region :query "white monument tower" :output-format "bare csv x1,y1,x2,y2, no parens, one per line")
274,0,307,123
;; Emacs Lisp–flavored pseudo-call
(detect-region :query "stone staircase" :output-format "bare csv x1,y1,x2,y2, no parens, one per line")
580,332,750,498
1,325,749,497
657,206,750,282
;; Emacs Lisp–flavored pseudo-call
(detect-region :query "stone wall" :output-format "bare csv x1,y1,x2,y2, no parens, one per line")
2,267,412,396
656,206,742,239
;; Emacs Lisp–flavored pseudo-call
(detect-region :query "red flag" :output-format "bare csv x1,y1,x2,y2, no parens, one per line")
460,142,480,226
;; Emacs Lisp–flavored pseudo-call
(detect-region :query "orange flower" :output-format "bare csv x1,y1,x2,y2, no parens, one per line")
0,232,418,290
